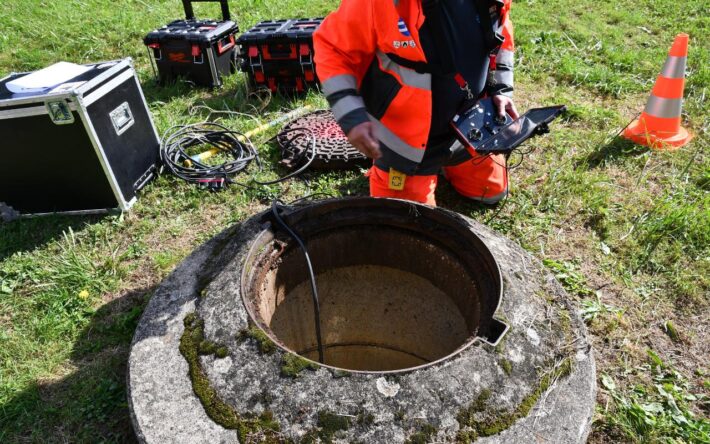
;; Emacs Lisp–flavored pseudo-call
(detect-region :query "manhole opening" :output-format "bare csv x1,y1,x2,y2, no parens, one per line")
242,202,503,373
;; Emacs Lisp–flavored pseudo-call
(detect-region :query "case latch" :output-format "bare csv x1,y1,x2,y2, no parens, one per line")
45,100,75,125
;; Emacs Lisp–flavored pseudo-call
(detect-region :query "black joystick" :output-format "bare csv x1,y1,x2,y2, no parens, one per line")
468,128,483,141
494,114,507,125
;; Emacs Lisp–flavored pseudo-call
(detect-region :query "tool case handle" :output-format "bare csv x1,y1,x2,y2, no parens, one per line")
182,0,231,21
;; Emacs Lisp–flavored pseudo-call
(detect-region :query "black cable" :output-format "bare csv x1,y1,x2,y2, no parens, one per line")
160,121,259,191
160,123,318,191
253,128,318,185
485,155,511,224
270,200,325,364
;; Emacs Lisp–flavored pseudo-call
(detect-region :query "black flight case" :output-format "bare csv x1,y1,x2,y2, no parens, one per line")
0,59,160,216
237,19,323,94
144,0,239,88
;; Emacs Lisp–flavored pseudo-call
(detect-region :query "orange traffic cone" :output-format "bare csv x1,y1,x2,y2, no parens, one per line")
623,33,693,150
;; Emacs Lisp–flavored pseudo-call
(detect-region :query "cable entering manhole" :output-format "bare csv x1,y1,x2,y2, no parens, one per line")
270,200,325,364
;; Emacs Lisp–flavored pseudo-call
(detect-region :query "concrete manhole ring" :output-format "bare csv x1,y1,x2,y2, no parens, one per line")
128,198,596,443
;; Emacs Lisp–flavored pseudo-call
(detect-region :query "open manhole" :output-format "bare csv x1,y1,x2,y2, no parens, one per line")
241,199,508,373
129,198,597,443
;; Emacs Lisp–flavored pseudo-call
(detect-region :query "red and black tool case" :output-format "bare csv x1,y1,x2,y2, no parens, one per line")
237,19,323,94
0,59,160,216
144,0,239,88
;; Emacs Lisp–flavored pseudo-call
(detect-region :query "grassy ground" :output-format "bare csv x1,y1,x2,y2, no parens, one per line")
0,0,708,442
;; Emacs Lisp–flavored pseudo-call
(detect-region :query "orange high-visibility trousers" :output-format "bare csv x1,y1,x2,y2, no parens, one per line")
369,155,508,206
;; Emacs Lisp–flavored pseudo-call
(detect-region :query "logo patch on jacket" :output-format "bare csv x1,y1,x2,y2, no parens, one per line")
393,39,416,49
397,17,411,36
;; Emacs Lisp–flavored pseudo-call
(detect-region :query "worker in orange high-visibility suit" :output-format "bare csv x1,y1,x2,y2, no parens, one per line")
314,0,517,206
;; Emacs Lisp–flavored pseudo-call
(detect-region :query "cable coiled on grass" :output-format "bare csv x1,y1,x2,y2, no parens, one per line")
160,122,317,190
160,121,258,189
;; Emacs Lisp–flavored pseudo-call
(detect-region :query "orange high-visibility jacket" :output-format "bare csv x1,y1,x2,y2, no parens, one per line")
314,0,515,174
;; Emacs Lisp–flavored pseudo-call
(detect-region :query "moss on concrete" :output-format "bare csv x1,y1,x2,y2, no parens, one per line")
180,313,240,429
500,359,513,376
198,339,218,355
405,423,437,444
332,369,352,378
183,312,197,326
456,389,492,428
457,285,578,442
355,409,374,426
558,308,573,341
494,339,506,355
456,359,574,441
214,346,229,359
180,313,284,441
238,325,277,354
318,411,351,439
280,353,319,378
301,411,351,444
455,430,479,443
237,411,288,444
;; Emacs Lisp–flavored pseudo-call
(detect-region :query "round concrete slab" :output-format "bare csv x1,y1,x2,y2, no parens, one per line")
128,198,596,443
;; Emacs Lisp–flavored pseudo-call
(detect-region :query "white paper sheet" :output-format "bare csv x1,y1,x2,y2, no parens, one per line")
6,62,91,94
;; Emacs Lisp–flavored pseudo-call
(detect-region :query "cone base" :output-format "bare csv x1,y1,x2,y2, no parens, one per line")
623,120,693,151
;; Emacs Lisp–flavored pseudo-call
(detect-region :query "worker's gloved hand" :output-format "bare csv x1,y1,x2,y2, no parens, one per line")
347,122,382,159
493,95,520,120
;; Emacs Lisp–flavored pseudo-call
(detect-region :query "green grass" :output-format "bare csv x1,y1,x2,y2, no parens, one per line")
1,0,708,442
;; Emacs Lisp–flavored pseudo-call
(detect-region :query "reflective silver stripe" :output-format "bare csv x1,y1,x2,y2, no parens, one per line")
467,189,508,204
332,95,366,121
645,95,682,119
660,56,686,79
0,102,78,120
377,51,431,91
496,49,514,68
368,114,425,163
494,69,514,86
322,74,358,96
0,106,47,120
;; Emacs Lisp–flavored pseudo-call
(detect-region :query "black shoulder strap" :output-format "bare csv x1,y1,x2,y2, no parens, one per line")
420,0,457,75
473,0,506,54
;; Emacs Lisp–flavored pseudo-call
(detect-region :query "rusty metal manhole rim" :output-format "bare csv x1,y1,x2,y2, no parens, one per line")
239,197,507,375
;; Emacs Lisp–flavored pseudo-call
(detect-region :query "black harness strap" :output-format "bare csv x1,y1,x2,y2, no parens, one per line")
420,0,458,75
473,0,506,54
387,0,505,76
385,52,434,74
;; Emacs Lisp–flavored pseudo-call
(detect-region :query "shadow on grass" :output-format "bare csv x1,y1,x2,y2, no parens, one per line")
325,168,370,198
577,136,649,170
141,76,198,104
194,86,313,121
436,178,502,219
0,214,107,261
0,285,155,443
143,73,313,121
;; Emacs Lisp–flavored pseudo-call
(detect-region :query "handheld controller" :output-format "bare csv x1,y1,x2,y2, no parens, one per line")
451,98,566,156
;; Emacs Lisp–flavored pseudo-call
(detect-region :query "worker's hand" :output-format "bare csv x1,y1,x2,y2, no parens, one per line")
493,95,520,120
347,122,382,159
